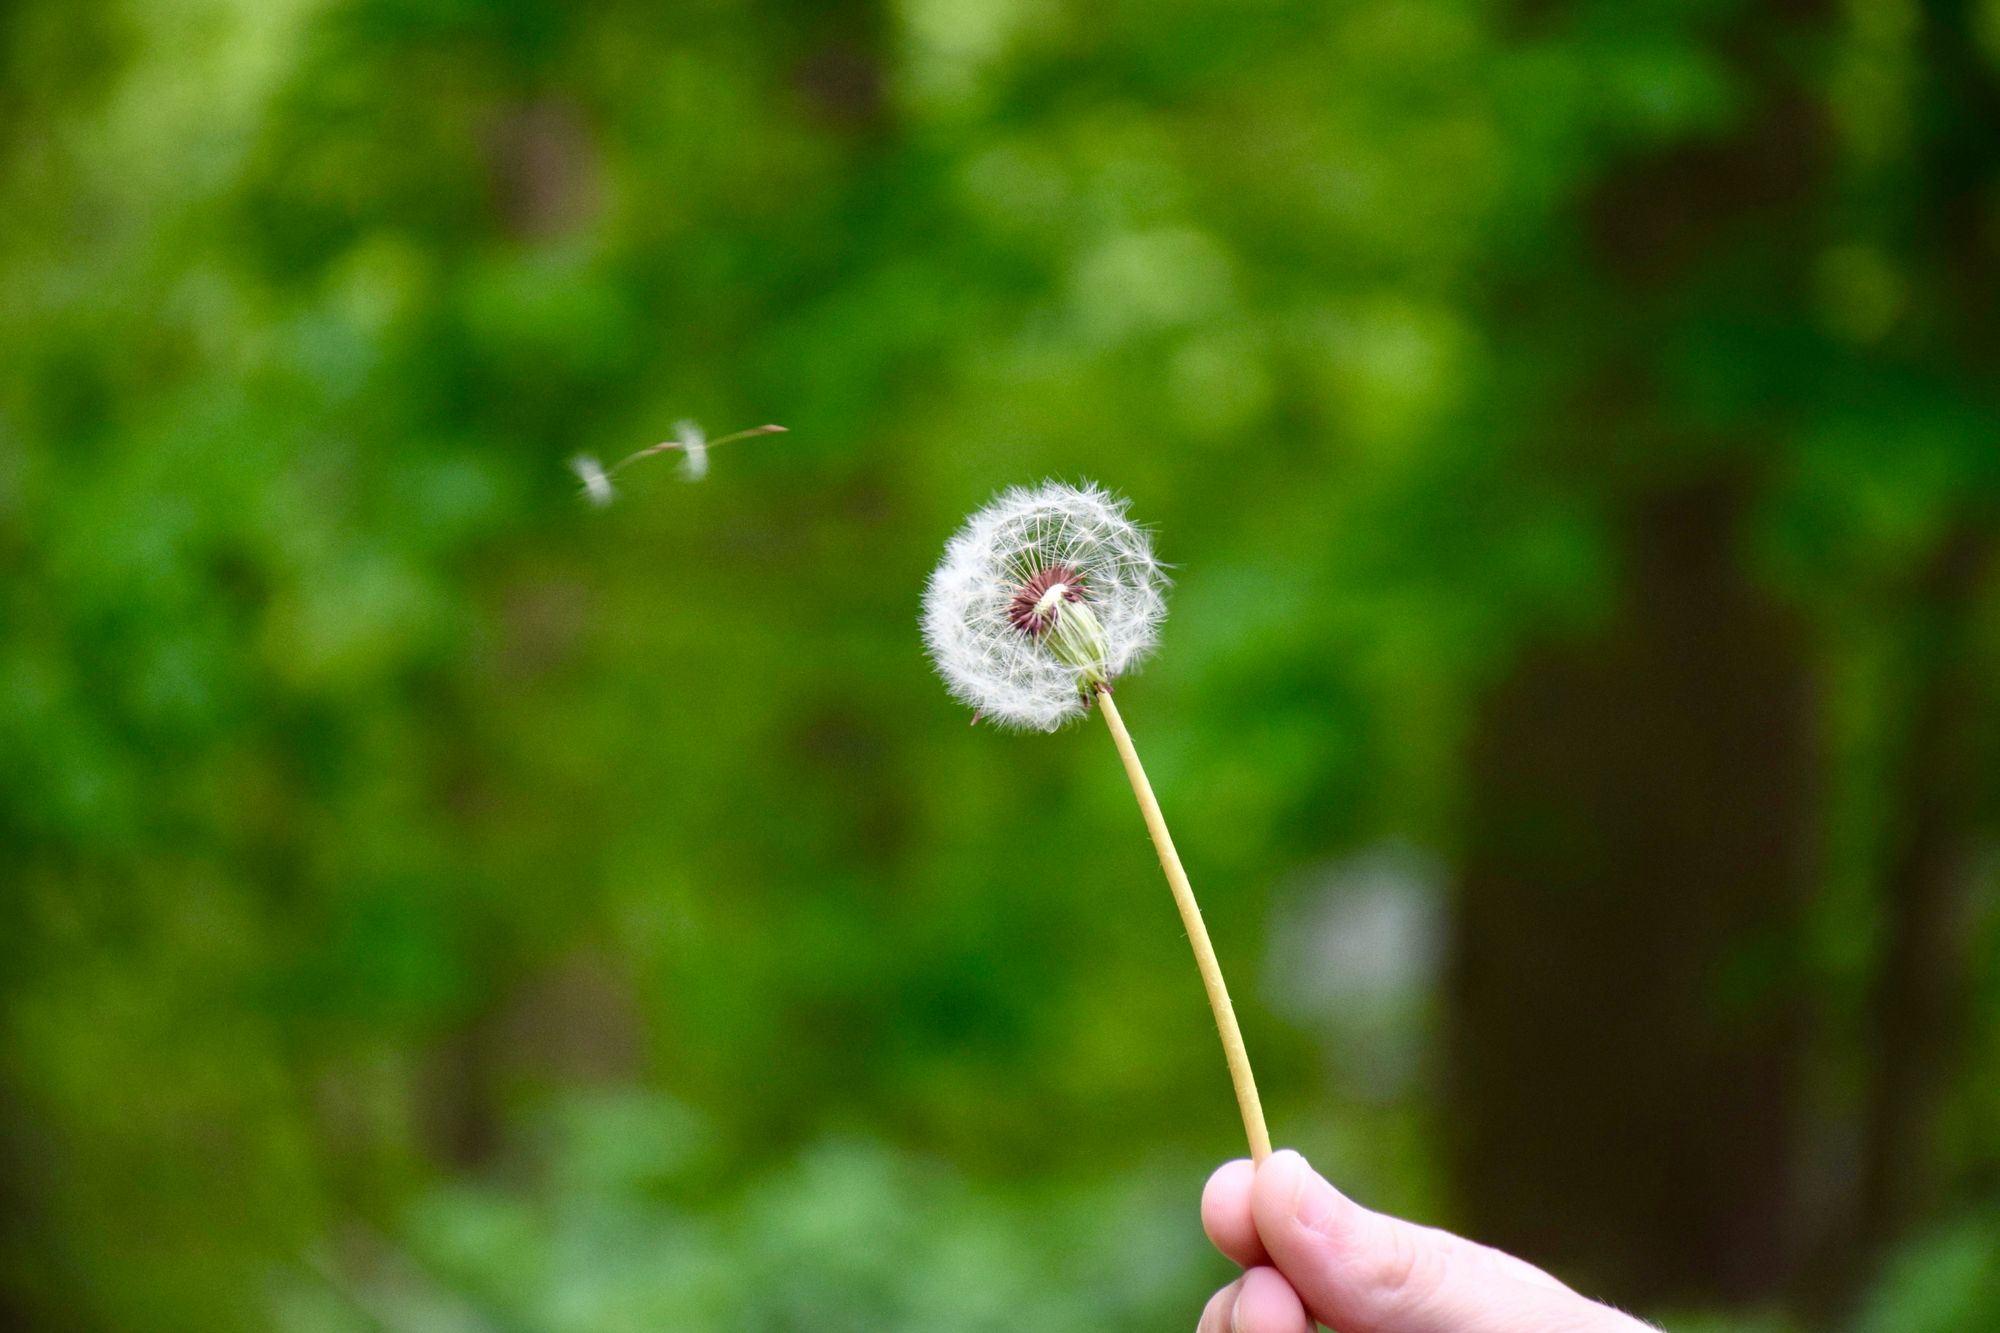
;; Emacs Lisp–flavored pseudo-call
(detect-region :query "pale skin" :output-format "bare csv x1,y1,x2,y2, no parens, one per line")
1197,1150,1662,1333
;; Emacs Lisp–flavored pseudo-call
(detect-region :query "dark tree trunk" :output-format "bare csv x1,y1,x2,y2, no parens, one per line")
1855,530,1995,1257
1448,480,1816,1306
1449,0,1842,1304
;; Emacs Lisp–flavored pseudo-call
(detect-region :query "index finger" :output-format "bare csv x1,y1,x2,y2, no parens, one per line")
1201,1158,1271,1269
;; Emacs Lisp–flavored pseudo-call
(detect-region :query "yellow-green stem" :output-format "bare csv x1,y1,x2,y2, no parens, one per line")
1096,687,1272,1161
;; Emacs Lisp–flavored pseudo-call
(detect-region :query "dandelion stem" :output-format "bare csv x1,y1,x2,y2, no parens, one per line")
1096,687,1271,1161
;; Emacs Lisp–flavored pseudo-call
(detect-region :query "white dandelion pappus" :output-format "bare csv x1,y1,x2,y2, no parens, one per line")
570,454,616,507
922,480,1168,731
673,419,710,482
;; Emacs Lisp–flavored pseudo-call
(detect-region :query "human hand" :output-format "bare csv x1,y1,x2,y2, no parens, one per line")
1197,1150,1661,1333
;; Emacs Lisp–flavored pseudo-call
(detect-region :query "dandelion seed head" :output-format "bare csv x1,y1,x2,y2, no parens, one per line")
570,454,616,507
922,480,1168,731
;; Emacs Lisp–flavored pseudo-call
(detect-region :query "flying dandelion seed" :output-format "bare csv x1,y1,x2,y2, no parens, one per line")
570,454,616,507
566,420,788,504
673,419,710,481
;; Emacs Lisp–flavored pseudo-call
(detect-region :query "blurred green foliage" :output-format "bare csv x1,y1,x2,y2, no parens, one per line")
2,0,1997,1329
271,1091,1210,1331
1851,1210,2000,1333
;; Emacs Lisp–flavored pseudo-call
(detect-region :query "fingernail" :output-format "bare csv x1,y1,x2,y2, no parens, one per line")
1225,1284,1245,1333
1267,1147,1344,1231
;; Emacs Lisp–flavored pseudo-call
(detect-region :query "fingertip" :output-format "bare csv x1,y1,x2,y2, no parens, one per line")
1201,1159,1267,1267
1249,1151,1464,1332
1232,1266,1311,1333
1205,1157,1257,1198
1252,1147,1346,1236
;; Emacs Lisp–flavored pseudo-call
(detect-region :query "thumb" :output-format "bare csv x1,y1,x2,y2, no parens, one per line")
1249,1150,1657,1333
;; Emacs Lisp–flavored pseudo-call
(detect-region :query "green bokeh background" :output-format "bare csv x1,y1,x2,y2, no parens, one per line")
4,1,1999,1328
